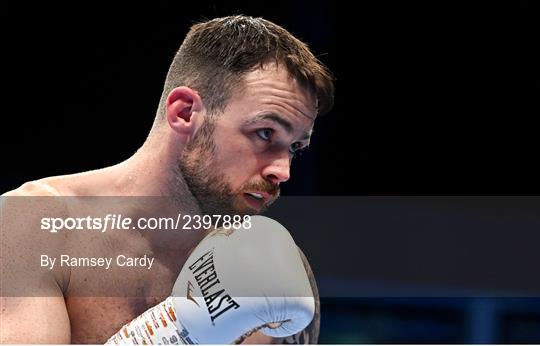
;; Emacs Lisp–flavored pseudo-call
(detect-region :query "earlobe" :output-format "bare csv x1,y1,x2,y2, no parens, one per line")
165,87,204,136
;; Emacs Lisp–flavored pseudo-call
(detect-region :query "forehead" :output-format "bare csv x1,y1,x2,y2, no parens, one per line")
225,63,317,126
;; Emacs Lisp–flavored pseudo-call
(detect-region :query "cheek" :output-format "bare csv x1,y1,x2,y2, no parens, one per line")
215,149,260,188
212,129,261,185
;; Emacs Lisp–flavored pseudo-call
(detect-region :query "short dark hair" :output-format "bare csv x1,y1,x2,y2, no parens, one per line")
156,15,334,120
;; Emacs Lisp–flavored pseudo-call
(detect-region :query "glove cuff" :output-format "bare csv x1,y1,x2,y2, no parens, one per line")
105,297,199,345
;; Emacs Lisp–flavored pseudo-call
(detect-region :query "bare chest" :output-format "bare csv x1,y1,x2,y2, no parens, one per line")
63,237,185,343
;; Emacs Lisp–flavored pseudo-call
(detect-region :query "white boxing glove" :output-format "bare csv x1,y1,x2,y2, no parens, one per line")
106,216,315,345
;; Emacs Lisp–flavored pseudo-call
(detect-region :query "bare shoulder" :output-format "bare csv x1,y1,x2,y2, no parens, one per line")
274,247,320,344
2,178,69,240
1,179,69,291
1,182,72,343
2,166,102,197
1,179,68,237
3,178,63,197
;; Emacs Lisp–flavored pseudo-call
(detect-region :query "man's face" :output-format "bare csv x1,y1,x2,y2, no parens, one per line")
179,64,317,215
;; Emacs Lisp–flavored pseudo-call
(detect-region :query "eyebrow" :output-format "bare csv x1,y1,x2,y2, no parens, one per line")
244,112,312,141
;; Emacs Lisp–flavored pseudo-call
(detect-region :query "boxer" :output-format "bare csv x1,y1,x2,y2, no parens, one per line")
1,15,333,344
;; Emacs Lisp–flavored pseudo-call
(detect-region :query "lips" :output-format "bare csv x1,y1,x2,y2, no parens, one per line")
242,191,274,210
246,192,264,200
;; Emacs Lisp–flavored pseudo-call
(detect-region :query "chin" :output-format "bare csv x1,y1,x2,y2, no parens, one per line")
230,197,263,216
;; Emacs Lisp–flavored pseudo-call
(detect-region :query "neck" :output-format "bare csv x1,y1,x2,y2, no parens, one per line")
114,130,198,202
102,130,208,250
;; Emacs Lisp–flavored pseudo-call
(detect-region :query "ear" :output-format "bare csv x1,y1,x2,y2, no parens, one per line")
165,87,204,137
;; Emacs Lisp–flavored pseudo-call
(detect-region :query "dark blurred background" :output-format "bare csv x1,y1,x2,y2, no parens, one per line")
3,0,540,343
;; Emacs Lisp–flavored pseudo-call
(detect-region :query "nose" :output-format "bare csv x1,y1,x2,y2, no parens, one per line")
262,155,291,185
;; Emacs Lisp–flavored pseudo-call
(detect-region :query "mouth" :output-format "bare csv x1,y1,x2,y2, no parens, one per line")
242,191,272,210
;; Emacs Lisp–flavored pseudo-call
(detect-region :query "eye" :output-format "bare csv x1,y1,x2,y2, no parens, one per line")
256,128,274,141
289,142,307,157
